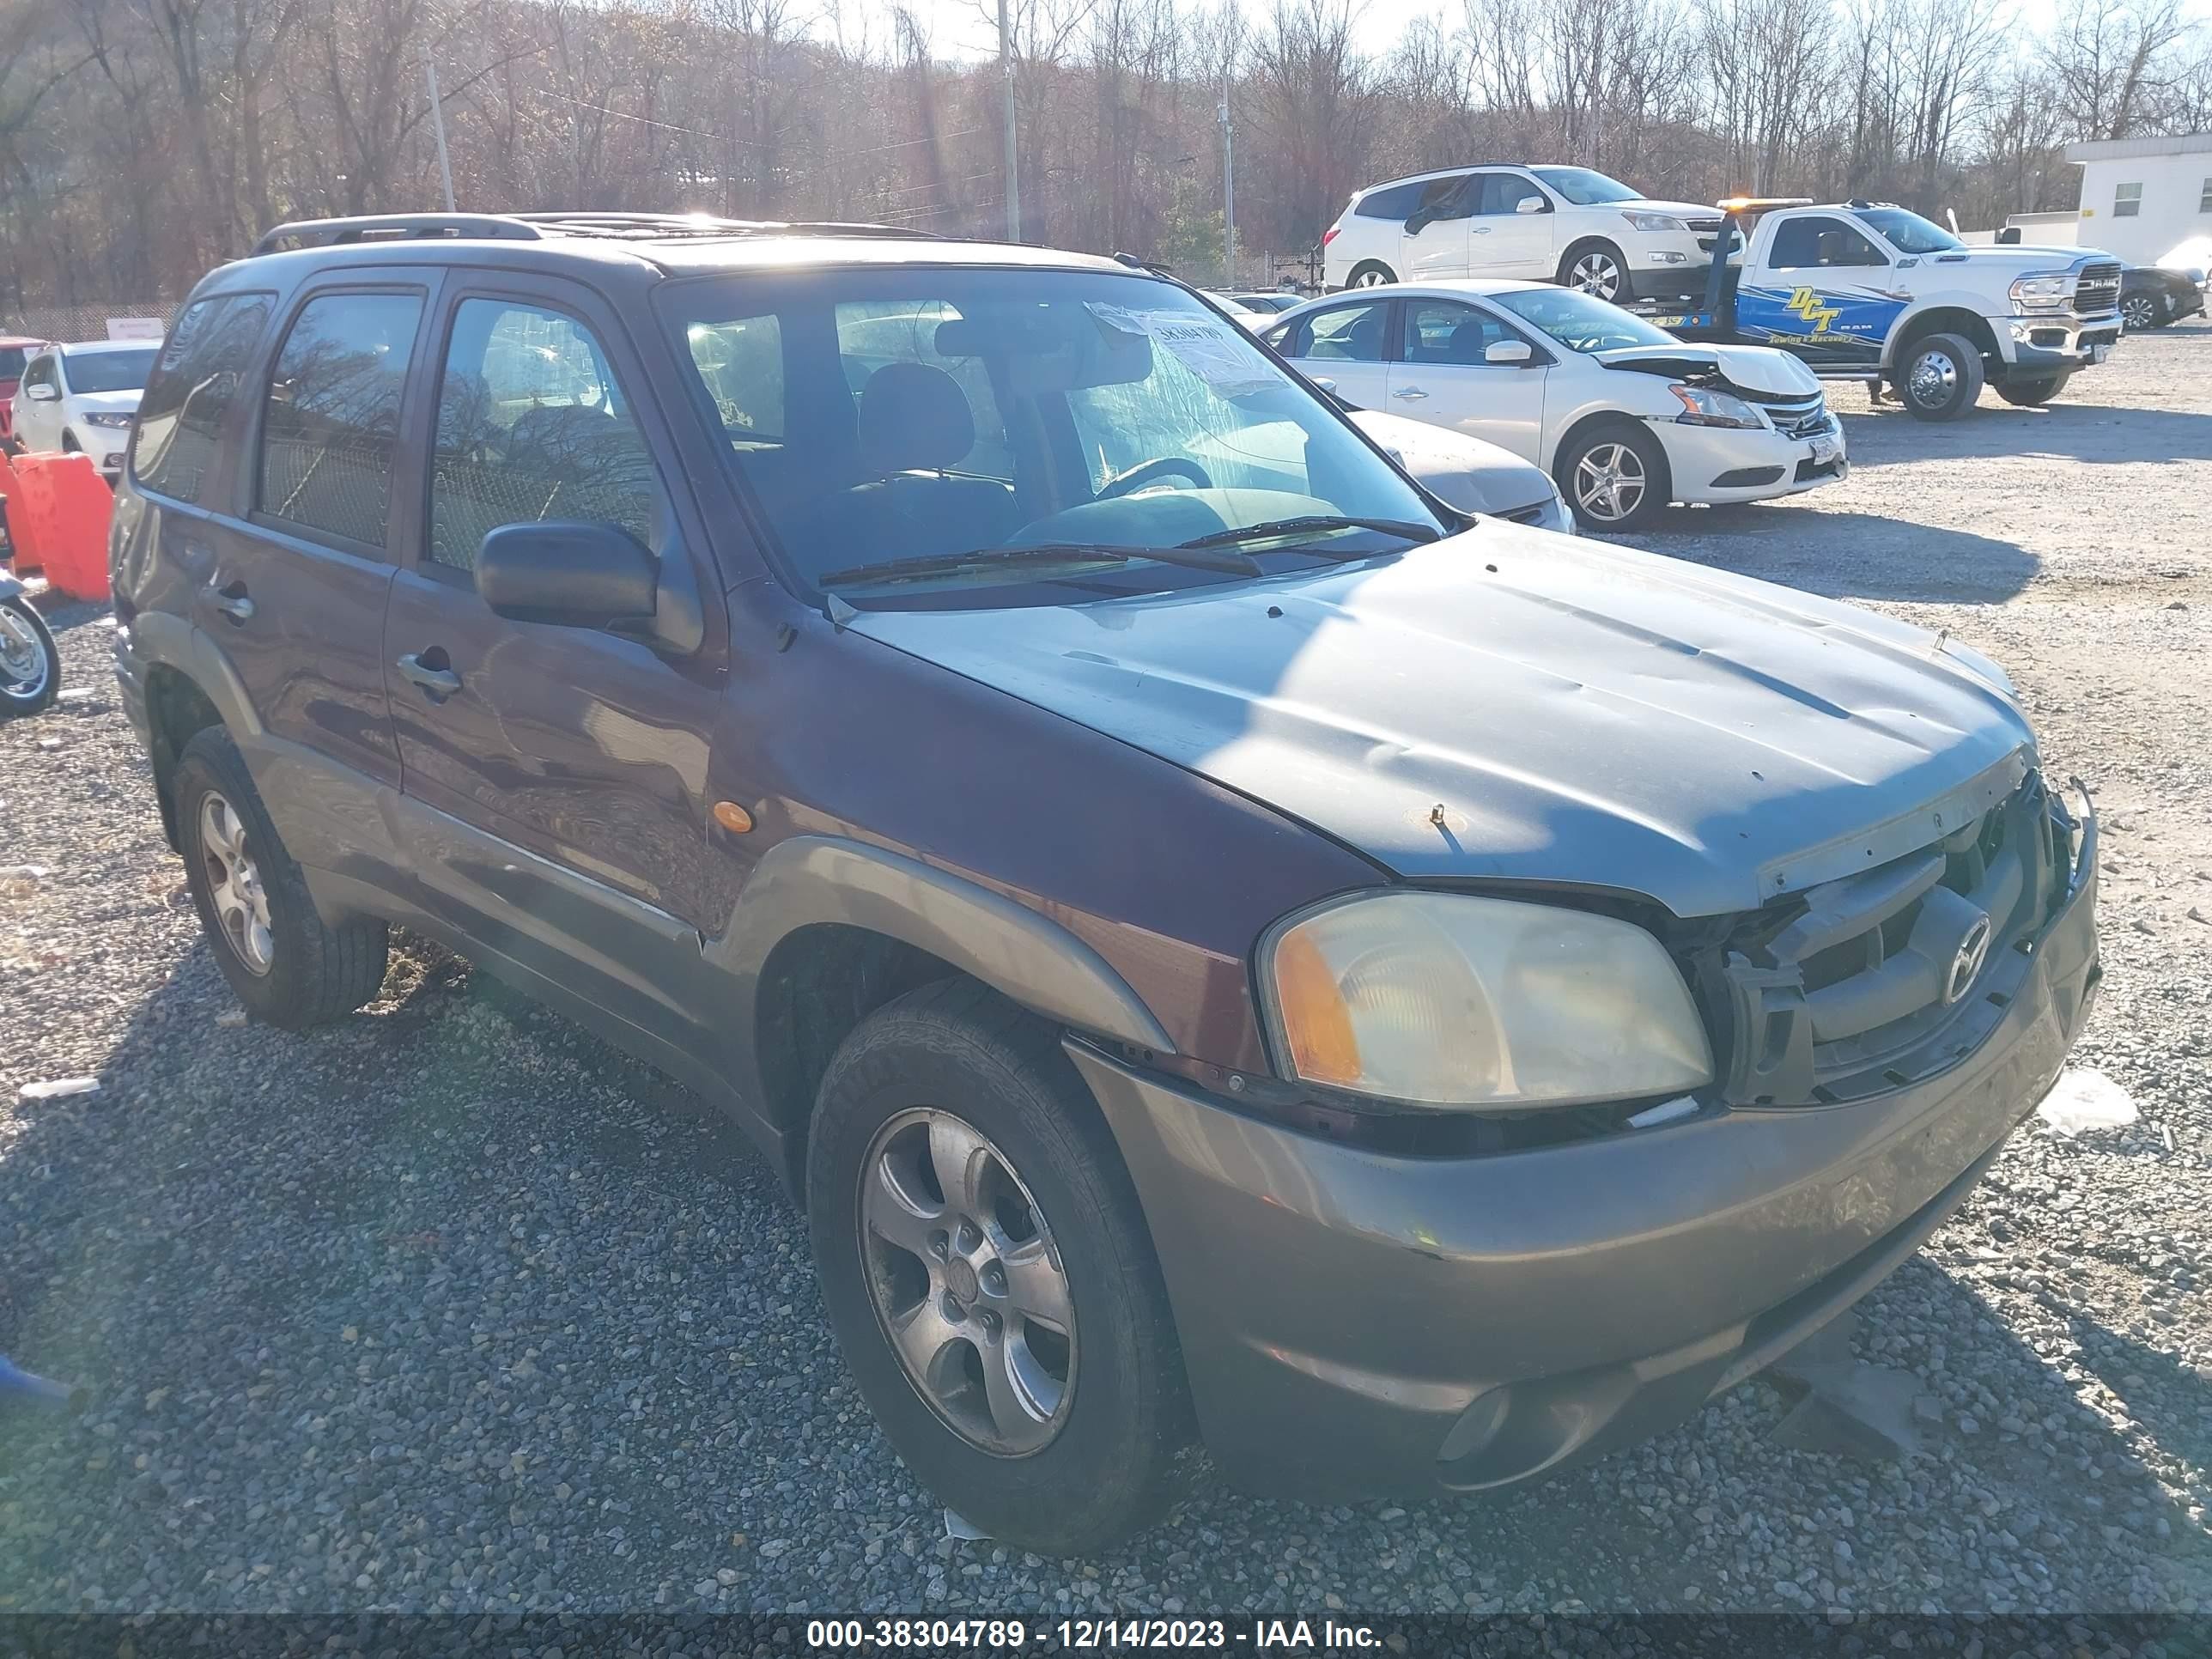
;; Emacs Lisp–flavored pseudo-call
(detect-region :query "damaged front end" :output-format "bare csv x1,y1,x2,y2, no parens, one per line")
1685,770,2096,1109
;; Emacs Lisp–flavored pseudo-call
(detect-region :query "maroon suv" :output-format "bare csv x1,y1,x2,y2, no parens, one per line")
111,212,2100,1555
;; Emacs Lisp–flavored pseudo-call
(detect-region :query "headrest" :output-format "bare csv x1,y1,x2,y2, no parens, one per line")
1447,319,1491,361
858,362,975,472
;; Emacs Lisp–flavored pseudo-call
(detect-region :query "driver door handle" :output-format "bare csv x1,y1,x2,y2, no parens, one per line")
1472,225,1491,234
397,651,461,702
1393,386,1429,401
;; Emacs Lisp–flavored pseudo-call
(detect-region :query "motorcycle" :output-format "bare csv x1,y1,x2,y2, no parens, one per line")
0,574,61,716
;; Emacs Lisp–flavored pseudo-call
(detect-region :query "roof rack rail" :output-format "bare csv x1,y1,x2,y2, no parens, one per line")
251,214,543,257
249,210,950,258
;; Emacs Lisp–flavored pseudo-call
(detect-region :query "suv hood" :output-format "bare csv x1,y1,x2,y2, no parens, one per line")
66,389,142,417
1592,343,1820,398
849,528,2034,919
1626,198,1723,222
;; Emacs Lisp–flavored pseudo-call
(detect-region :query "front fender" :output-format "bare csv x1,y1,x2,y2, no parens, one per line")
708,835,1176,1079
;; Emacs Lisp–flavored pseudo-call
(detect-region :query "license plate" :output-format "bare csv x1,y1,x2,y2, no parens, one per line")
1810,434,1838,464
2090,343,2111,363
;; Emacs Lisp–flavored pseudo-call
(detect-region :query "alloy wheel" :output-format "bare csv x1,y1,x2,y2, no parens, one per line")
1352,267,1392,288
1571,441,1647,523
0,605,48,700
1570,252,1623,300
860,1107,1076,1456
2122,295,2158,329
1907,348,1958,410
199,792,275,975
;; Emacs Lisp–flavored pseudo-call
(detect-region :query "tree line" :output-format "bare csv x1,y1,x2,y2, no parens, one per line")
3,0,2208,312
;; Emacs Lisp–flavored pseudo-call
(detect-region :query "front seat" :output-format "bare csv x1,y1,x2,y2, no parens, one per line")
844,362,1018,559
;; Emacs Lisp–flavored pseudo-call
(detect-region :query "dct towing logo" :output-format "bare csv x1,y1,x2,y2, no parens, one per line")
1786,287,1843,332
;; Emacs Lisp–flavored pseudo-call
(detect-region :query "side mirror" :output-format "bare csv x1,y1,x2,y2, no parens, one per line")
476,520,657,631
1486,340,1534,365
24,382,57,402
1514,196,1545,215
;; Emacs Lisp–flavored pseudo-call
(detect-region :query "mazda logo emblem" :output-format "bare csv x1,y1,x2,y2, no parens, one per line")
1945,914,1994,1004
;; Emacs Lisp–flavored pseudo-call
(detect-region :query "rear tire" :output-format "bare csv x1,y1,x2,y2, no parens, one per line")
1555,420,1669,532
0,595,59,716
1896,331,1985,422
1346,261,1397,289
174,726,390,1028
807,979,1195,1556
1996,373,2070,407
1560,240,1632,303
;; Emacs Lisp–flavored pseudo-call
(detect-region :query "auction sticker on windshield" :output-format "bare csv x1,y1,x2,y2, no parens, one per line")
1087,302,1277,395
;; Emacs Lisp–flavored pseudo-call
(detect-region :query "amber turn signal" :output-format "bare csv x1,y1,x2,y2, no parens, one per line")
712,800,755,835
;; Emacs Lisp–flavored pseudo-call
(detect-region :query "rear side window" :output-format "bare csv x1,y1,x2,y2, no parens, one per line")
1770,216,1885,270
131,293,274,504
685,314,784,442
1352,182,1424,221
258,291,424,549
427,299,660,571
0,347,25,380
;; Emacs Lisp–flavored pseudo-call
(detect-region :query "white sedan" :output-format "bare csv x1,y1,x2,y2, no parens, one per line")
1261,280,1847,532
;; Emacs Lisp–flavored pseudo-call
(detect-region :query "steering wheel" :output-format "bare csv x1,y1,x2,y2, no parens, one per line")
1097,455,1213,500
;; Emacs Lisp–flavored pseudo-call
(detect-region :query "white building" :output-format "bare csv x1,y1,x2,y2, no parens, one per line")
2065,131,2212,270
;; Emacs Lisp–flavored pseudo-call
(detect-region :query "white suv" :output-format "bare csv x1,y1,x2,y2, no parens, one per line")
1322,165,1722,302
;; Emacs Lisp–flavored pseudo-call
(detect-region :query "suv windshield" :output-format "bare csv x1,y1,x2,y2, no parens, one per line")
1490,287,1675,352
63,346,157,393
1532,167,1640,206
1857,208,1964,254
660,268,1443,601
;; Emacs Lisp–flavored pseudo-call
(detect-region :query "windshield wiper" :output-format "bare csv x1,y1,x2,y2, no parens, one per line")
1176,514,1443,552
817,539,1261,590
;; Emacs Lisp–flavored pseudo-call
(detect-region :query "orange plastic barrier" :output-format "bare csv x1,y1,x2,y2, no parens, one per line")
0,450,34,576
7,453,111,600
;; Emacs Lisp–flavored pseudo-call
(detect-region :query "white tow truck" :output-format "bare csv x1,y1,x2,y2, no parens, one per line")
1636,198,2124,419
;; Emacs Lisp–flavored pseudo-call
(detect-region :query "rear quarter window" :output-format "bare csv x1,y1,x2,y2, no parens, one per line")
1353,182,1424,221
130,293,275,504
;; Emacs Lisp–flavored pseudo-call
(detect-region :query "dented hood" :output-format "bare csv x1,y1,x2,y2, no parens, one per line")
848,528,2035,918
1594,343,1820,399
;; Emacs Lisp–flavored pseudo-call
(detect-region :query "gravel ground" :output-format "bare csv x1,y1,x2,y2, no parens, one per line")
0,326,2207,1620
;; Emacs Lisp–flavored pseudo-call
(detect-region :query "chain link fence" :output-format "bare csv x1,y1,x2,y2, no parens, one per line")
2,301,178,344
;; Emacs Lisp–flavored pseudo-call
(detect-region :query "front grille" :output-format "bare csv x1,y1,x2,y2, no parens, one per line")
2075,261,2121,314
1686,216,1723,233
1708,771,2075,1106
1740,387,1830,440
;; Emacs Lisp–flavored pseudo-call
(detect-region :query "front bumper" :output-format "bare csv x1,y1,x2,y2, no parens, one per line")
1656,416,1848,505
1073,805,2098,1501
1997,309,2121,370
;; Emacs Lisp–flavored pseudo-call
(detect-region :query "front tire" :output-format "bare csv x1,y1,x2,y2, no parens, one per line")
174,726,390,1027
1555,420,1669,532
1996,373,2070,407
2121,292,2163,331
1346,260,1397,289
1896,332,1985,422
0,596,59,715
1560,240,1632,303
807,980,1195,1555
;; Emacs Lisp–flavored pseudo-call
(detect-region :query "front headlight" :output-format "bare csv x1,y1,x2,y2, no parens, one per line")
1622,210,1688,233
81,410,135,428
1261,891,1713,1107
2009,272,2073,312
1541,475,1577,535
1668,382,1763,428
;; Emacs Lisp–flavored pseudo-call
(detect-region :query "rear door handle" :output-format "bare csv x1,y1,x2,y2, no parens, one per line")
397,651,461,702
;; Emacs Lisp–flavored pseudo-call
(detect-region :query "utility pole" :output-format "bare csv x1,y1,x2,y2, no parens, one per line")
999,0,1021,241
425,52,456,212
1218,99,1236,286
